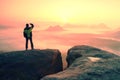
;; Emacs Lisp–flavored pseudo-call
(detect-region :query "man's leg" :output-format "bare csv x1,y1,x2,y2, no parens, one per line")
26,38,28,50
30,37,34,50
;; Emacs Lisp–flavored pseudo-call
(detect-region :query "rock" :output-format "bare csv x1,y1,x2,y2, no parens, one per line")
41,45,120,80
0,49,63,80
66,45,118,67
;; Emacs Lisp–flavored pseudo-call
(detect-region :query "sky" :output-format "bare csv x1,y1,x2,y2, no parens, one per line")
0,0,120,29
1,0,120,55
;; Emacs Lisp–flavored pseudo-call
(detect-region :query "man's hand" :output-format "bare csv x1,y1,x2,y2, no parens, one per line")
30,23,34,28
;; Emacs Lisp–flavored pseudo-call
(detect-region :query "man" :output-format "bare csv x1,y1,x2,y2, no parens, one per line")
23,23,34,50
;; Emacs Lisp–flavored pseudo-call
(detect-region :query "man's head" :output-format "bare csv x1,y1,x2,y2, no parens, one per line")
26,23,29,28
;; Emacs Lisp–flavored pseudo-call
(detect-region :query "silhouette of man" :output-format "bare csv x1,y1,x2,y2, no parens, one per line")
23,23,34,50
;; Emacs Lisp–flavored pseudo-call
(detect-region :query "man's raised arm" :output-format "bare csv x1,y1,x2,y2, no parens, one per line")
30,23,34,28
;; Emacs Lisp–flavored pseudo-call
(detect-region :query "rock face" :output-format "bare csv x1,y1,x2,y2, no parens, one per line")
42,45,120,80
0,49,63,80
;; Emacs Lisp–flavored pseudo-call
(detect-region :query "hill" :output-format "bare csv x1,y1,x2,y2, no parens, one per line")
45,25,65,32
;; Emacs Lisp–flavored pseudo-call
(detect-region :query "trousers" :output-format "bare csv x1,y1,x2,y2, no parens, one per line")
25,37,34,50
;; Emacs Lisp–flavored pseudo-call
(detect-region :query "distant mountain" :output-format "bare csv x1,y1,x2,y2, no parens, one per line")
0,25,8,30
108,31,120,39
45,25,65,32
90,23,110,30
101,27,120,39
63,23,110,33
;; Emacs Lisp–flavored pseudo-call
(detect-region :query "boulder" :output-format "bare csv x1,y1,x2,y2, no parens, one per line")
0,49,63,80
41,45,120,80
66,45,118,67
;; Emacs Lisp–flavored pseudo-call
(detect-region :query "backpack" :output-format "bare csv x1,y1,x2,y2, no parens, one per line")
23,29,27,38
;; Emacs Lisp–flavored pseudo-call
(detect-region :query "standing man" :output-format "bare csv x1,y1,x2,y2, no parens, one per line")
23,23,34,50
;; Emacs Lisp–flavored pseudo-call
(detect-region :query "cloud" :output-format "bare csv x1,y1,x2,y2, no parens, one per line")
38,31,120,55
